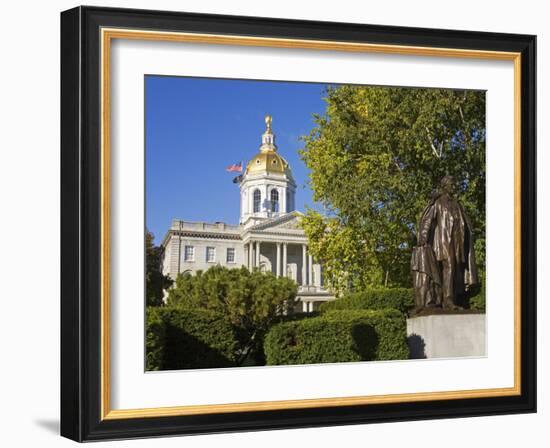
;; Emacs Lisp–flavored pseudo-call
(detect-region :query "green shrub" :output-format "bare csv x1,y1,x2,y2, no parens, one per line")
461,271,485,311
265,317,373,365
145,306,239,370
468,287,486,312
319,288,414,314
264,309,408,365
324,310,409,360
167,266,297,364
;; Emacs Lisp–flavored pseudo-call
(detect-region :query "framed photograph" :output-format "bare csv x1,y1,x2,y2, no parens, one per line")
60,6,536,442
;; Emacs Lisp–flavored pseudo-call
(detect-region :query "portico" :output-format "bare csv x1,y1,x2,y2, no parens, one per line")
242,211,333,311
246,240,313,285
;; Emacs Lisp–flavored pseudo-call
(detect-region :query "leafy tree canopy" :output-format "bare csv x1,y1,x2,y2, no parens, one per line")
167,265,298,364
300,85,486,293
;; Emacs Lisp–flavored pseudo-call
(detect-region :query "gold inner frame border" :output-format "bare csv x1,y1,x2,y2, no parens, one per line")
100,27,522,420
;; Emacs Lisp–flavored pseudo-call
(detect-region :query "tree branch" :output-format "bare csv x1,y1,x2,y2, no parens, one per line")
458,105,465,123
425,126,441,159
394,158,403,172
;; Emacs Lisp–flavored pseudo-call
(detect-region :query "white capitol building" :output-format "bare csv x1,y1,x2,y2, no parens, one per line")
161,115,335,311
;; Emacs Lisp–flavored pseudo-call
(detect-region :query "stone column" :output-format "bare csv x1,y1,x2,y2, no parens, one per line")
308,253,313,286
248,241,254,269
276,243,281,277
256,241,261,268
302,244,307,286
281,187,287,213
302,300,308,313
282,243,288,277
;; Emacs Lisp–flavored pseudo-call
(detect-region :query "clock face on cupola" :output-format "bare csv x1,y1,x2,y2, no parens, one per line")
239,115,296,226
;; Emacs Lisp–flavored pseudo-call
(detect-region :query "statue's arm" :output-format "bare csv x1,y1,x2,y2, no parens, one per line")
417,203,436,246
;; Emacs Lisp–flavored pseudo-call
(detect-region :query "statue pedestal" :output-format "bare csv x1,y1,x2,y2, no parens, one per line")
407,313,486,359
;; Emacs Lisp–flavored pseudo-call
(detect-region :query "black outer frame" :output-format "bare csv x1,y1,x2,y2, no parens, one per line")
60,5,537,442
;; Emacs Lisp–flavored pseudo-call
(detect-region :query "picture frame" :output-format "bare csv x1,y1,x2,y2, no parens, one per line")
60,5,536,442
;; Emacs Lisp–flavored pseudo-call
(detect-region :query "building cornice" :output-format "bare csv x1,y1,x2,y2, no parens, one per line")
168,229,242,241
163,211,309,245
243,233,308,244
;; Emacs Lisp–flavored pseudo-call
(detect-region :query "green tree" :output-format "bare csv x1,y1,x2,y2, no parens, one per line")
146,230,172,306
300,85,486,293
167,265,298,365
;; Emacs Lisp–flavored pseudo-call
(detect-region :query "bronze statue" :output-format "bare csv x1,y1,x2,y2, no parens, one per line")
411,176,478,311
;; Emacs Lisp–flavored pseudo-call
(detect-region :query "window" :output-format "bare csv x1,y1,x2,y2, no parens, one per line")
226,248,235,263
253,189,261,213
206,247,216,263
184,245,194,262
270,189,279,212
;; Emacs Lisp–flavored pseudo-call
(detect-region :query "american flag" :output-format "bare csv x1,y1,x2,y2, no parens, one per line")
225,161,243,173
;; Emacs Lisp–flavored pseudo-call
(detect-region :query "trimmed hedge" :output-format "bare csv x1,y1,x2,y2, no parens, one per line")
264,309,408,365
146,307,239,370
319,288,414,314
145,307,166,371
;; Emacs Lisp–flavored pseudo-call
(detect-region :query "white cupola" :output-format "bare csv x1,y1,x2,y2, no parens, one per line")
239,115,296,226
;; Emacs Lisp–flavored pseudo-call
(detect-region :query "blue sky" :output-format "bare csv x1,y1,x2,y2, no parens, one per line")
145,76,330,244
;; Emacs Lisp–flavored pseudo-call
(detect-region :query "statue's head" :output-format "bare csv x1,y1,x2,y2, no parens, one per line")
440,175,456,194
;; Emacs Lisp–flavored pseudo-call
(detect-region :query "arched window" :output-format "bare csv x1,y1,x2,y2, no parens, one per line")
253,189,261,213
270,189,279,212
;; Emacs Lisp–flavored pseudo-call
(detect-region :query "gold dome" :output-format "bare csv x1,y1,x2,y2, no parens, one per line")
246,151,289,175
245,115,293,178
